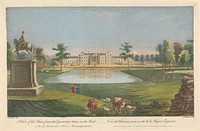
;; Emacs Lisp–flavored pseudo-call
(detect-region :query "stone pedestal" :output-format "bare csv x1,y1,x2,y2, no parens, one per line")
8,60,45,96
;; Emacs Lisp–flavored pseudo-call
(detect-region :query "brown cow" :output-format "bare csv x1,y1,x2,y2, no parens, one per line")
87,99,98,116
112,96,126,113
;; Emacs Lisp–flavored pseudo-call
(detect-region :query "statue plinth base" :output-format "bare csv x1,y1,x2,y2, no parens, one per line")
8,60,45,96
8,85,44,96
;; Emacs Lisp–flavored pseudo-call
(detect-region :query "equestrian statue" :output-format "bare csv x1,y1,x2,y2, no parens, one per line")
14,31,34,57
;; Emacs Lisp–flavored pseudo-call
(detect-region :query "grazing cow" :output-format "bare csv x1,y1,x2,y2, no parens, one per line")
125,105,137,115
87,99,98,116
112,96,126,113
101,97,111,102
102,106,111,115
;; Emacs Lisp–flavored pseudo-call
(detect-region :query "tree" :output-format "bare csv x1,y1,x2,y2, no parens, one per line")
155,54,161,63
179,50,191,68
145,54,150,63
44,55,51,67
173,42,183,66
163,40,174,69
150,54,155,66
50,59,59,69
156,43,164,69
134,54,140,62
52,43,70,71
150,54,155,62
119,42,133,70
156,40,173,70
140,55,145,64
7,42,16,70
34,47,45,68
184,39,193,69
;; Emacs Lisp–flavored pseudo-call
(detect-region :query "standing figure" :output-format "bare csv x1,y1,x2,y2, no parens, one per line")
76,84,80,94
71,84,77,94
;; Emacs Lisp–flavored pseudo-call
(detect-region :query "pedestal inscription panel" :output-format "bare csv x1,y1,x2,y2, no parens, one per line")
8,60,44,96
15,65,29,82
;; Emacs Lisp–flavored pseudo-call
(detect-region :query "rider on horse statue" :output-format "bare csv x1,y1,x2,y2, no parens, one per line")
18,31,26,49
14,31,34,58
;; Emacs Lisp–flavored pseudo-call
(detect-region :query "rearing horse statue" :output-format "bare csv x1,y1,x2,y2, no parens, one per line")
14,31,34,57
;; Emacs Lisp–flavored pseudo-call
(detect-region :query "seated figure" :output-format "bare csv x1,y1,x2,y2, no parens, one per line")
18,31,26,49
14,31,33,57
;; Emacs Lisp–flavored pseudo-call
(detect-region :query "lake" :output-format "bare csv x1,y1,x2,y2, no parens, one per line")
47,69,143,84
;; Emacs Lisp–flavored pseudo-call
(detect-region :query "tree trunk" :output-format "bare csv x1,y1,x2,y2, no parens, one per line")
127,59,130,70
164,63,166,70
187,62,189,69
60,59,63,71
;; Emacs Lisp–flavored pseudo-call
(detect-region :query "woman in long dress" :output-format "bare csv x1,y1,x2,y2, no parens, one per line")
71,84,77,93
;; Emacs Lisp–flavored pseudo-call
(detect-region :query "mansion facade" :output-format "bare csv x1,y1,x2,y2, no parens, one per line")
78,52,112,65
64,52,134,66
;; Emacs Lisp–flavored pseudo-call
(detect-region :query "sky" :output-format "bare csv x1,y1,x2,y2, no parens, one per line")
6,7,193,56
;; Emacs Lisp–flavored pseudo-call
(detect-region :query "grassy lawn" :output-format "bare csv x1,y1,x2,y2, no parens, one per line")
8,90,107,117
8,67,192,116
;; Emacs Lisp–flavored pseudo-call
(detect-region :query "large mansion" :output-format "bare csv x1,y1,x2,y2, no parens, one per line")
63,52,134,66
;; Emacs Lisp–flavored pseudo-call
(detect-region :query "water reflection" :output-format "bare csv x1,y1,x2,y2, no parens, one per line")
47,69,143,84
78,69,112,78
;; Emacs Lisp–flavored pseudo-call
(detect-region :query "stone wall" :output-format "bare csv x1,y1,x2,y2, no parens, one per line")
169,76,194,116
